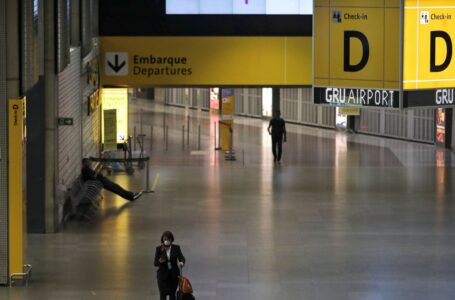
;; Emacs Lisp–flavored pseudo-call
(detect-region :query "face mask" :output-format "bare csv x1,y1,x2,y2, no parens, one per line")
164,240,171,246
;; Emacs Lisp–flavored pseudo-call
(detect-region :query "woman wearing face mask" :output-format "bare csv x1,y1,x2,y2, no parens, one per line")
154,231,186,300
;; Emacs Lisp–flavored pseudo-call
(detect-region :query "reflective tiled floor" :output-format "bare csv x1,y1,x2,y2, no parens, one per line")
3,100,455,299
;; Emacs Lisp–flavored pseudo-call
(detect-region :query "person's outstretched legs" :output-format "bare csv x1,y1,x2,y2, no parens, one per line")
99,176,135,200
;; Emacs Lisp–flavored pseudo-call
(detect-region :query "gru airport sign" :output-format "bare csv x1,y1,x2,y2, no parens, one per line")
314,0,455,109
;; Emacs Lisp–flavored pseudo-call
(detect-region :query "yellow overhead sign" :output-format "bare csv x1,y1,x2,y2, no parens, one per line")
404,1,455,89
314,0,455,108
313,0,401,108
314,0,401,90
100,37,312,86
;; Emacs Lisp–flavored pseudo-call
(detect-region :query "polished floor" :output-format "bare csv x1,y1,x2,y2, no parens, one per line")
3,100,455,299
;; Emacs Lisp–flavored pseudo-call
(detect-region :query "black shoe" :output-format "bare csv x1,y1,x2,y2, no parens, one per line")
132,191,143,201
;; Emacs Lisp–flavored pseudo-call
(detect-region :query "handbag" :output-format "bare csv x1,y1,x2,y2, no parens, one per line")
178,267,193,294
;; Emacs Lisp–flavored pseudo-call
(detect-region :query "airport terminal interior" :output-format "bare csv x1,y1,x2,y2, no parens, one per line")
1,99,455,300
3,0,455,299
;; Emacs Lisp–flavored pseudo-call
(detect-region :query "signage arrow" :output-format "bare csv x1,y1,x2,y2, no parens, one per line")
107,55,126,73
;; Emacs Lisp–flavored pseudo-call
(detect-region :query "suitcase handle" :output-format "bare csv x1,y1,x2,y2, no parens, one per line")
178,261,185,276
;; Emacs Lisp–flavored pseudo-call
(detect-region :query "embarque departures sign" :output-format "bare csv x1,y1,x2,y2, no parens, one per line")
313,0,401,109
314,0,455,109
100,37,312,86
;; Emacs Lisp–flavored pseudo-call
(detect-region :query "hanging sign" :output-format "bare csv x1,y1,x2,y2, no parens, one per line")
313,0,401,108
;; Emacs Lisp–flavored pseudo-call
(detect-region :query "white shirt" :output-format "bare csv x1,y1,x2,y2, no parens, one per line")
166,245,171,260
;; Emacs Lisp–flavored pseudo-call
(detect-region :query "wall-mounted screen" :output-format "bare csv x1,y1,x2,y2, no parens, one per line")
166,0,313,15
100,0,312,36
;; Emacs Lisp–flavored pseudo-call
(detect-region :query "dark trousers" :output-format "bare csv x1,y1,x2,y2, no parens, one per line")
271,135,283,161
160,291,176,300
99,177,134,200
158,278,178,300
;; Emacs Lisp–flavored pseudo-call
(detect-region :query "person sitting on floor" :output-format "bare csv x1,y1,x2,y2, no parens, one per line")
81,158,143,201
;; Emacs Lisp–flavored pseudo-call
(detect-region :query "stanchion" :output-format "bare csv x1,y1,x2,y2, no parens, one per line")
134,126,137,151
243,150,245,168
225,126,236,161
198,125,201,150
218,122,221,150
182,125,185,150
214,122,217,151
165,126,169,152
163,115,166,141
150,126,153,151
145,158,152,193
215,121,221,151
140,109,143,135
187,117,190,147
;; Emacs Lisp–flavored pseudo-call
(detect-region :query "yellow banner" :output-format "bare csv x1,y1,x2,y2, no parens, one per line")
100,37,312,86
101,88,128,144
8,98,26,275
314,0,401,89
404,1,455,89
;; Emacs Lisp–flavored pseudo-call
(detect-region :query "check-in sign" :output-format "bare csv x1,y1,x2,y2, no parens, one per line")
404,3,455,90
314,0,401,108
401,1,455,107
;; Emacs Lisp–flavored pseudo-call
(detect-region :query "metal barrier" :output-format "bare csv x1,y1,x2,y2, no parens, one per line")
10,264,32,287
89,156,152,193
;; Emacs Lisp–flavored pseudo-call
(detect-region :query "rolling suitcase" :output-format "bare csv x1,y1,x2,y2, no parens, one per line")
177,290,195,300
177,266,195,300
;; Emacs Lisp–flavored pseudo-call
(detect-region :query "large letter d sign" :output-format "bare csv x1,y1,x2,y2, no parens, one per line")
344,31,370,72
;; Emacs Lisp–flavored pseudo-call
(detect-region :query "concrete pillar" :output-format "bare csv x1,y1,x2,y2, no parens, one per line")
71,0,80,46
44,0,58,232
272,88,280,113
6,0,20,98
0,0,21,285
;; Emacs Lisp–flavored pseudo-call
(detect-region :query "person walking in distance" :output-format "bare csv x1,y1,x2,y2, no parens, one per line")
267,110,287,163
154,231,186,300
